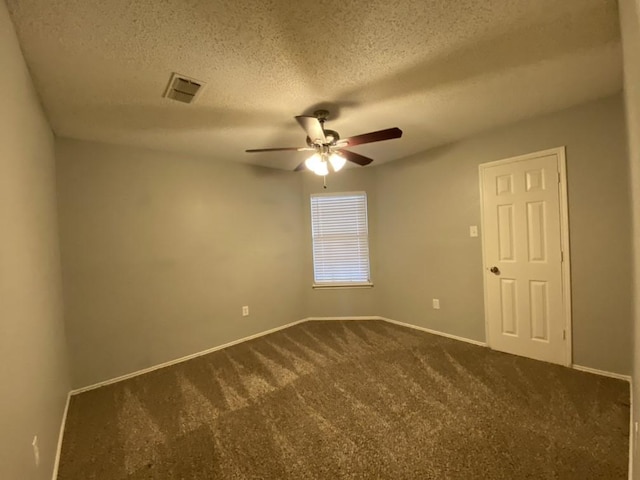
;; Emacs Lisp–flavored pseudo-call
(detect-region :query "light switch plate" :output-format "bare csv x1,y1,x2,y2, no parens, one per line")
469,225,478,237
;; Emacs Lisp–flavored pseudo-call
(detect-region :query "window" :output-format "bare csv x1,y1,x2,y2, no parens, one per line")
310,192,371,287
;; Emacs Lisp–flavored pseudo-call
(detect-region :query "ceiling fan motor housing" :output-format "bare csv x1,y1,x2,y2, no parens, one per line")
306,129,340,147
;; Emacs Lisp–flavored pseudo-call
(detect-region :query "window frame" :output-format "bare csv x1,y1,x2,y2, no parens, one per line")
309,191,373,289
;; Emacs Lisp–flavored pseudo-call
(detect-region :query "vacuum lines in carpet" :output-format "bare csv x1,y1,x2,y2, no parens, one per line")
57,320,629,479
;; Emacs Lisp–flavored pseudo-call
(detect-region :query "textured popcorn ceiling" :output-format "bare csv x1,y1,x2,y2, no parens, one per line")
7,0,622,170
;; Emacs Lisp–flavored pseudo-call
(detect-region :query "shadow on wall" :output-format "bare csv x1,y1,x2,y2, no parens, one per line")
272,1,619,102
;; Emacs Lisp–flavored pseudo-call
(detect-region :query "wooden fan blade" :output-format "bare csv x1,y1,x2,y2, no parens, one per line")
342,127,402,147
295,116,326,144
338,149,374,166
246,147,313,153
294,161,307,172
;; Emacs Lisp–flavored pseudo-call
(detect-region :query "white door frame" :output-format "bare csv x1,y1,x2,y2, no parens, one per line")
478,146,572,366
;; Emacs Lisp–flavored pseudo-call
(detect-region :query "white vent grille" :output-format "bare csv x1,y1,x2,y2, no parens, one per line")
164,73,205,104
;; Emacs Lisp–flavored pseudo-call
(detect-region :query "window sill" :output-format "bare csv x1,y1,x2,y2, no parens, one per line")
312,283,374,290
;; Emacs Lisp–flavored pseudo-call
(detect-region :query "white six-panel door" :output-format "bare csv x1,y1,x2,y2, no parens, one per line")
480,148,571,366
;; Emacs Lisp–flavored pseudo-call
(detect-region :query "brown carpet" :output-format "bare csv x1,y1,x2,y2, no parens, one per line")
57,320,630,479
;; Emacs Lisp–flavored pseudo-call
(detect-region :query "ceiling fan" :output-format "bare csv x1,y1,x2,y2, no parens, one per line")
246,109,403,176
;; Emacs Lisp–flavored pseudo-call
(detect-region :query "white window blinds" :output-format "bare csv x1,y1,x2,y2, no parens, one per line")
310,192,371,285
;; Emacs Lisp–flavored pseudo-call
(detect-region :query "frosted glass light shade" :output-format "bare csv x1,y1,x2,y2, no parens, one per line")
305,153,322,171
305,153,329,176
329,153,346,172
314,160,329,176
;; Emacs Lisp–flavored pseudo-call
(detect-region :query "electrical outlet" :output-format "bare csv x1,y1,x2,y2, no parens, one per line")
432,299,440,310
32,436,40,467
242,306,249,317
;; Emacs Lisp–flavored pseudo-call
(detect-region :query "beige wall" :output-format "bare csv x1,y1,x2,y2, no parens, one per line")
57,94,632,391
375,94,633,375
0,2,70,479
302,168,380,317
619,0,640,476
56,139,305,388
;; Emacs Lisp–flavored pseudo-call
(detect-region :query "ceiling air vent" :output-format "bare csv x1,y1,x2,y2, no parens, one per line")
164,72,206,104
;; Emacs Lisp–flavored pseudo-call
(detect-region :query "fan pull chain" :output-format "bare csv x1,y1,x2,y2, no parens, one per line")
323,175,327,189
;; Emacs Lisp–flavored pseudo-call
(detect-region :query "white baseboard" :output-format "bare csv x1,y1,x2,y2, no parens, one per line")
377,317,488,347
305,315,488,346
629,381,634,480
304,316,382,321
572,364,632,382
70,319,308,395
70,316,488,394
70,317,631,394
51,391,71,480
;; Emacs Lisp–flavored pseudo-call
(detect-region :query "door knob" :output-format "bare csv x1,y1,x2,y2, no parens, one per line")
489,266,500,274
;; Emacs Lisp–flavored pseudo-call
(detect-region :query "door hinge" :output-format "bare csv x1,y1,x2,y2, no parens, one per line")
563,330,566,340
561,251,564,262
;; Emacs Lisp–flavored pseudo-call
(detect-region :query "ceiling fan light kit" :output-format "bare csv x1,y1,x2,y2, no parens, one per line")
328,152,346,172
305,153,327,175
305,151,346,176
246,110,403,177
